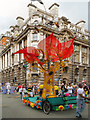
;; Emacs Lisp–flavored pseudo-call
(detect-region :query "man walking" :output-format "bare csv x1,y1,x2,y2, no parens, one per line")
76,82,89,118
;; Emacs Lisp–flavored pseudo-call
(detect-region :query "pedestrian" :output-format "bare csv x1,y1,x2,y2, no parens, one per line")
76,82,90,118
73,84,77,96
19,85,26,100
67,83,73,96
6,83,11,94
84,85,89,96
17,83,21,92
61,83,65,97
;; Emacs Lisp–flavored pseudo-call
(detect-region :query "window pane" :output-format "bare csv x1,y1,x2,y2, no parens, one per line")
33,34,37,41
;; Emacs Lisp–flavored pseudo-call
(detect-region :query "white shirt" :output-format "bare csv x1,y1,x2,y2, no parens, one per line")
19,88,26,93
77,88,85,99
7,85,11,89
67,86,73,93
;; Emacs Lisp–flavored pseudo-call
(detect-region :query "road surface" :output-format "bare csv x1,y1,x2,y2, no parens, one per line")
1,94,89,119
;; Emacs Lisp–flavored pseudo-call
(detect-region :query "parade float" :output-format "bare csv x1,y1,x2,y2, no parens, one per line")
13,33,77,114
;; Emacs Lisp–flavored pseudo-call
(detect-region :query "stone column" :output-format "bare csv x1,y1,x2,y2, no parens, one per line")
80,45,82,65
14,43,17,65
5,53,7,69
21,40,24,62
38,33,40,41
10,45,13,67
2,55,4,68
27,31,32,47
17,43,19,62
0,56,2,70
87,47,89,65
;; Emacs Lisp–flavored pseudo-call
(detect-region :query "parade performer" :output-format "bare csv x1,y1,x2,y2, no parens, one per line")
27,85,33,97
39,84,43,97
54,85,59,95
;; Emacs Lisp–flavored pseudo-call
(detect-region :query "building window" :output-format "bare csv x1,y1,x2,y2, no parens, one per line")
74,55,79,63
7,52,8,67
82,37,84,40
64,67,68,73
19,42,22,50
2,57,3,69
74,45,77,51
4,55,5,68
64,37,66,42
83,69,87,76
82,57,85,64
74,55,76,62
83,76,87,81
46,34,50,38
12,54,14,65
24,39,27,47
75,68,79,75
75,75,79,82
82,47,86,53
33,33,38,41
32,63,38,72
9,50,11,66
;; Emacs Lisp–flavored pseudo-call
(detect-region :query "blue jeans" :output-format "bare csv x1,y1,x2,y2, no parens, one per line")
76,99,85,117
61,90,64,97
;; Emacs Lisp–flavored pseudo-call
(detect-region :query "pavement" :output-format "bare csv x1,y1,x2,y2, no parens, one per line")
1,93,89,119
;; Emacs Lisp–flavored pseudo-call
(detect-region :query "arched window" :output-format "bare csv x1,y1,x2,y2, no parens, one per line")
75,68,79,75
83,69,87,76
33,33,38,41
63,66,68,73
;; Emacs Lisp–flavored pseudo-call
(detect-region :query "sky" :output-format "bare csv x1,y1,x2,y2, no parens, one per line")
0,0,89,35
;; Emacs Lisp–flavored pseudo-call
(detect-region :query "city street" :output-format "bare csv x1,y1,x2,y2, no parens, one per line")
0,1,90,120
2,94,89,119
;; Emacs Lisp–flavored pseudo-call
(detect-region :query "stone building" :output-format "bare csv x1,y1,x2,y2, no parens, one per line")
0,3,90,86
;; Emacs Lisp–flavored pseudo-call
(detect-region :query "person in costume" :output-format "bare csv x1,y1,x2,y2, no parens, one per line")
39,84,44,96
27,85,33,97
54,85,59,95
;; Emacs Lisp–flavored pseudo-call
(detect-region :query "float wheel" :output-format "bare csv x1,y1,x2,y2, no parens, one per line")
43,101,51,114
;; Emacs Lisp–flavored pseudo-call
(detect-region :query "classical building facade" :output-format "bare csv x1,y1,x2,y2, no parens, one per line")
0,3,90,86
